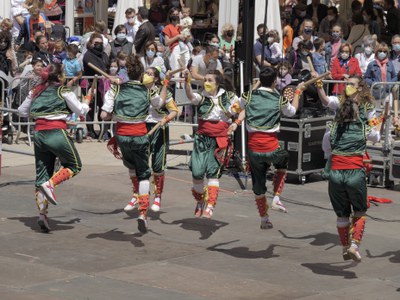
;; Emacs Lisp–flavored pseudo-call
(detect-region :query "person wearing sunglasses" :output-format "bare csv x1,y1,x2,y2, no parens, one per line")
364,42,397,104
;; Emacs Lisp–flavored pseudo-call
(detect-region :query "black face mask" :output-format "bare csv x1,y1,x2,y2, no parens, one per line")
170,15,179,22
93,43,103,52
226,31,234,37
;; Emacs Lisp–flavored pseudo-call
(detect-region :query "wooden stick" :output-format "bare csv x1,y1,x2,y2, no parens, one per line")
303,72,331,87
88,63,112,80
147,122,162,136
307,56,315,73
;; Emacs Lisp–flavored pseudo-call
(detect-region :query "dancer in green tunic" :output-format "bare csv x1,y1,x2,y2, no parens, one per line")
316,75,382,262
18,63,91,233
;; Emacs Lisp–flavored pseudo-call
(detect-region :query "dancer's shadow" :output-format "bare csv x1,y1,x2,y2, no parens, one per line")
73,208,124,215
86,228,144,247
301,262,358,279
159,217,228,240
123,210,166,221
366,249,400,263
8,216,80,233
207,240,298,259
279,230,340,250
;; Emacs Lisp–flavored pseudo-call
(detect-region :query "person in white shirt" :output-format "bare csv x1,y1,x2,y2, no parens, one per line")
354,35,376,75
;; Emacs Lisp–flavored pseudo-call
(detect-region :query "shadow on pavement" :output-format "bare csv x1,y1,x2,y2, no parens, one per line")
301,263,358,279
87,228,145,247
8,216,80,232
73,208,124,215
159,217,228,240
366,249,400,263
279,230,340,249
207,240,293,259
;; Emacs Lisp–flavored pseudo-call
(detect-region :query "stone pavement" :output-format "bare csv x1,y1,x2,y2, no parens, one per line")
1,128,400,300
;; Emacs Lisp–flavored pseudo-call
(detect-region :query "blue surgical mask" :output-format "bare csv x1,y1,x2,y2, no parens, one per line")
378,51,387,60
392,44,400,52
146,50,155,58
156,52,163,57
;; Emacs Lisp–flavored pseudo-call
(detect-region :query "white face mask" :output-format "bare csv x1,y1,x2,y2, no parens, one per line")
364,46,372,55
110,67,118,75
267,37,274,44
341,53,349,60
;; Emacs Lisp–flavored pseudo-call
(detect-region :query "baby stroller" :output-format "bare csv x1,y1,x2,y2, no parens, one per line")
67,113,86,144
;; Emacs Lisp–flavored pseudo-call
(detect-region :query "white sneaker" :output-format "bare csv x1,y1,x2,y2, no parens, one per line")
151,200,161,212
271,199,287,213
202,205,214,219
40,180,57,205
38,214,51,233
124,196,138,212
137,214,148,234
260,217,273,229
347,245,362,262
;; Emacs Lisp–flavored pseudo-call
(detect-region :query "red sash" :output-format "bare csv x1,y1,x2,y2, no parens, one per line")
197,120,232,166
116,122,147,136
331,155,364,170
248,131,279,152
35,119,67,131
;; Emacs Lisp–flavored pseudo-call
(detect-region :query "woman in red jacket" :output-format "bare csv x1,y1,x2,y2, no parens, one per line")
331,43,362,95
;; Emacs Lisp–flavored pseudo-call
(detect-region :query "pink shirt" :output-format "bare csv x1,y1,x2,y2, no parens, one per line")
331,40,341,63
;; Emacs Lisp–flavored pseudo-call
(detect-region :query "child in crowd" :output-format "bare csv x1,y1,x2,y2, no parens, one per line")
63,44,82,89
267,29,282,60
53,40,67,64
0,18,13,34
179,7,193,53
312,38,328,75
117,51,129,83
276,61,293,91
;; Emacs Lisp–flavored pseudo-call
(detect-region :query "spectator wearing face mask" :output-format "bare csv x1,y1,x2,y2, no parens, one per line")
124,7,139,43
364,42,397,102
291,3,308,37
324,24,346,67
110,24,135,59
390,34,400,75
318,6,348,42
354,35,376,75
292,19,317,51
331,43,362,95
140,41,166,79
219,24,236,61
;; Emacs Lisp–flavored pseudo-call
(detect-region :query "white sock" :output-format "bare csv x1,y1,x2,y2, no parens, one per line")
273,195,281,204
138,180,150,195
351,241,359,250
154,197,161,204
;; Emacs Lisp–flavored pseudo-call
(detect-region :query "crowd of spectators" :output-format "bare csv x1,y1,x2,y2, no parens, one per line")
2,0,400,138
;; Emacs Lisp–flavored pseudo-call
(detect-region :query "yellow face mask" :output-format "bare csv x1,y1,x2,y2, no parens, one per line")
345,85,357,97
204,82,216,93
142,74,154,85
